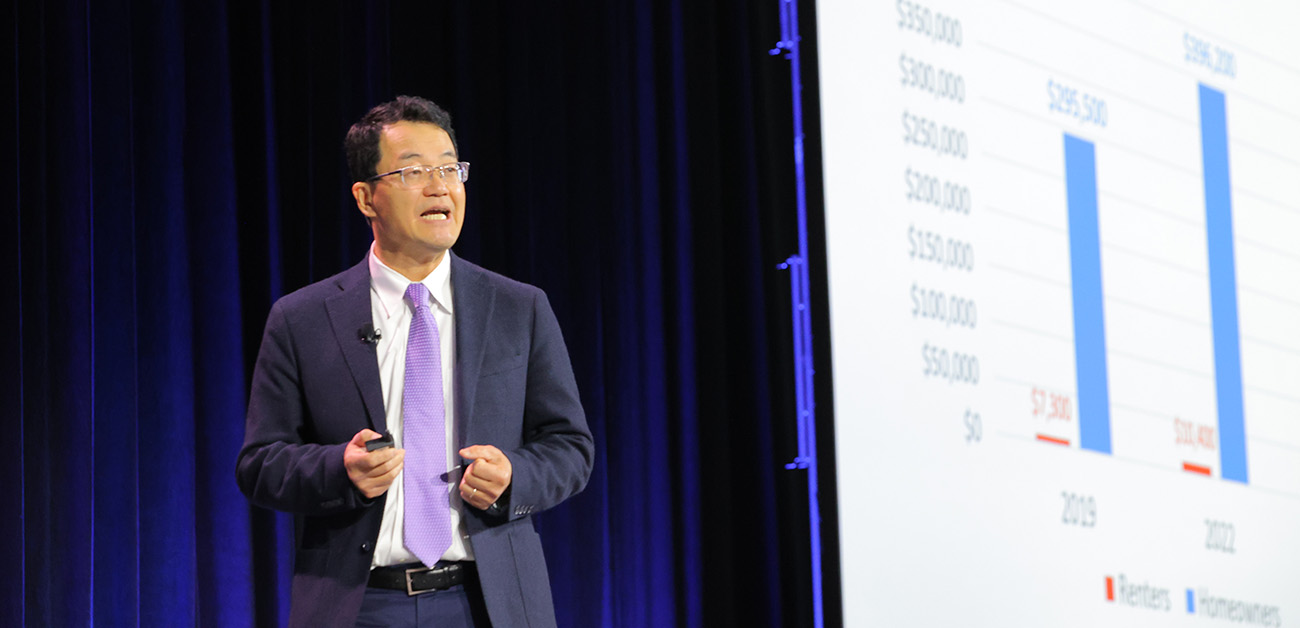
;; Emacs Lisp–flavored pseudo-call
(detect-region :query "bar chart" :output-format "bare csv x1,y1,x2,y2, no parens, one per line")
1058,84,1252,483
818,0,1300,625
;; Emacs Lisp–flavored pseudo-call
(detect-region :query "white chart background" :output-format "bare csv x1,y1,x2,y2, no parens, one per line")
818,1,1300,625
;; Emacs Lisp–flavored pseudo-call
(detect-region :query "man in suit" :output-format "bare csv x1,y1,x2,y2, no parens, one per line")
237,95,594,627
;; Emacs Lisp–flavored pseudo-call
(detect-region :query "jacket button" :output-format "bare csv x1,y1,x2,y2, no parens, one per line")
360,542,371,553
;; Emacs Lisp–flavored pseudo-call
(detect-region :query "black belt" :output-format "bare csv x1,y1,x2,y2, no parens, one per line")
368,562,475,596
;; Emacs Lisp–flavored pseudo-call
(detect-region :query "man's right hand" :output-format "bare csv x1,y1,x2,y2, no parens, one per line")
345,429,405,499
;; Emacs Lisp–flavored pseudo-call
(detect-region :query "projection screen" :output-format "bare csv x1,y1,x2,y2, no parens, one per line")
817,1,1300,625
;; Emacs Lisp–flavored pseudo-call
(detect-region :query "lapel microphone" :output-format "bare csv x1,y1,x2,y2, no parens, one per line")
359,324,382,345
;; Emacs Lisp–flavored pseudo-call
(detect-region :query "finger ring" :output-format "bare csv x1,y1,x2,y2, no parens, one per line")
471,488,478,497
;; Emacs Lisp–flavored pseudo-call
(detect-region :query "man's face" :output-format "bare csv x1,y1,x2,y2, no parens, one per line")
353,121,465,273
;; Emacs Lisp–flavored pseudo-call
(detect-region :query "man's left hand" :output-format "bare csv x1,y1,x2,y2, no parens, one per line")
458,445,512,510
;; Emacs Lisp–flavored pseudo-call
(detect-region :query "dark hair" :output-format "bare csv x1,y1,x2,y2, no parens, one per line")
345,95,458,183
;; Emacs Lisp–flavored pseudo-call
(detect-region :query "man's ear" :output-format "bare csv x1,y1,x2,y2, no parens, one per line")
352,181,376,220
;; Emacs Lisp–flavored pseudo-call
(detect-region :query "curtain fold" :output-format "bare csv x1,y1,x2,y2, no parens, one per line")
8,1,811,625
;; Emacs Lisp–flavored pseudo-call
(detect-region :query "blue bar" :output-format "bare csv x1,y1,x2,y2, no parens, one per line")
1064,134,1113,454
1187,589,1195,613
1200,84,1249,484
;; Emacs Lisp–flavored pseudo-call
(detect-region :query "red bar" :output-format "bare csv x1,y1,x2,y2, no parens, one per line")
1106,576,1114,601
1037,434,1071,446
1183,462,1212,476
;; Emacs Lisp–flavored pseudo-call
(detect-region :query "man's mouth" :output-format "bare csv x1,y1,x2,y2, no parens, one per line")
421,208,451,221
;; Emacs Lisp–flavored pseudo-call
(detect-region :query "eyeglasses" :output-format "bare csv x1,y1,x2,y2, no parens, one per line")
367,162,471,189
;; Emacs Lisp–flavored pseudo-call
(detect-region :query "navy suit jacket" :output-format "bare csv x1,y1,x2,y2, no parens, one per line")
236,253,594,628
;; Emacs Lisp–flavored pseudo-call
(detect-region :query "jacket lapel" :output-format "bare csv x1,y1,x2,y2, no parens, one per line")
325,259,388,434
450,253,495,447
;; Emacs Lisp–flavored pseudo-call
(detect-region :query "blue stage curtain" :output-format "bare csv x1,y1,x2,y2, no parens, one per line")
5,0,814,626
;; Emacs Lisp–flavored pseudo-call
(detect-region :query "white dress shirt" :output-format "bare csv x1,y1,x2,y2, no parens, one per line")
367,244,474,567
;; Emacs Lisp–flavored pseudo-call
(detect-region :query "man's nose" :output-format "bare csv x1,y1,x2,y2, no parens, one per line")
424,175,450,194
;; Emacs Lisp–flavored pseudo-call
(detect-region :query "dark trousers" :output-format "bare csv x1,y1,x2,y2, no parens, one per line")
354,580,492,628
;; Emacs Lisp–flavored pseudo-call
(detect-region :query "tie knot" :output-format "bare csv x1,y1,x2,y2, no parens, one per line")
405,282,431,312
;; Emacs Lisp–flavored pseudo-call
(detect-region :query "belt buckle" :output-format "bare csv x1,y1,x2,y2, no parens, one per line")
404,566,430,597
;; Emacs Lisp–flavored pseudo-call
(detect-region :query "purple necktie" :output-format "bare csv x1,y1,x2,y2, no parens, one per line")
402,282,452,566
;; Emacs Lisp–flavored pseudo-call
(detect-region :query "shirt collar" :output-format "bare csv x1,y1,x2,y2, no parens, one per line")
368,243,455,319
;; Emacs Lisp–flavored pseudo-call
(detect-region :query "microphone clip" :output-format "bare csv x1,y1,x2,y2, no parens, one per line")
359,325,382,345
